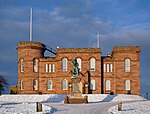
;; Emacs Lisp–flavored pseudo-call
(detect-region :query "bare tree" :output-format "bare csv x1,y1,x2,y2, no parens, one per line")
0,75,8,95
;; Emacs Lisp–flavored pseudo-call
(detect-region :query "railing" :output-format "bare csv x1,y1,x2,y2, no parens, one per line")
140,93,150,100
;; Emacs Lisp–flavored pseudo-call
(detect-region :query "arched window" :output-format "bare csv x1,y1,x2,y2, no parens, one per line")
33,79,38,90
47,80,52,90
77,58,81,71
62,58,68,71
62,79,68,90
33,58,38,72
21,59,24,72
90,58,96,71
125,58,130,72
21,80,24,90
125,80,130,90
90,79,95,90
106,80,111,90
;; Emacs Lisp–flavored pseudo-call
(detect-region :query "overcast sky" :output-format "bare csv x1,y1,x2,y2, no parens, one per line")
0,0,150,94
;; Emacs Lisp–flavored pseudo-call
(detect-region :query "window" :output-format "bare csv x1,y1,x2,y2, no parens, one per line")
33,58,38,72
77,58,81,71
90,58,95,71
62,79,68,90
46,64,49,73
90,79,95,90
21,80,24,90
45,64,55,73
51,64,55,72
110,64,113,72
125,80,130,90
21,59,24,72
62,58,68,71
107,64,109,72
125,58,130,72
47,80,52,90
104,64,106,72
106,80,111,90
33,79,38,90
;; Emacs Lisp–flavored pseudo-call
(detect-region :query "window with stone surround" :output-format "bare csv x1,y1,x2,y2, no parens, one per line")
77,58,81,71
47,80,52,90
21,80,24,90
62,79,68,90
33,79,38,90
62,58,68,71
46,64,55,73
106,80,111,90
125,80,130,90
21,58,24,72
90,58,95,71
90,79,95,90
125,58,130,72
33,58,38,72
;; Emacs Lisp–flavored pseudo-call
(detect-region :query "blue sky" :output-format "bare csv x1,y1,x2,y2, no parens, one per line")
0,0,150,94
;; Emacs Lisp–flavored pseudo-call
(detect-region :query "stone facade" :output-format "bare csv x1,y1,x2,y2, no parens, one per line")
17,42,140,95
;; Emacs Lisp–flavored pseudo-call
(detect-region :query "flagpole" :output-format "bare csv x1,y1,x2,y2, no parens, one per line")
30,8,32,42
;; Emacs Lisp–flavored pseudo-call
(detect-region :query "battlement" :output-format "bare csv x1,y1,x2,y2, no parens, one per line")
17,41,45,50
113,46,140,52
56,48,101,53
40,57,56,62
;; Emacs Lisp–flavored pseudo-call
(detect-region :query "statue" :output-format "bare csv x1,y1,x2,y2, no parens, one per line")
72,59,80,77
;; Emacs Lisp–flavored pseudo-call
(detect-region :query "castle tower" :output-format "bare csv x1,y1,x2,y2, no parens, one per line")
17,42,45,94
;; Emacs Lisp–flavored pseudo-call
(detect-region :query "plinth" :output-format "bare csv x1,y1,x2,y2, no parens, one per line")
64,76,88,104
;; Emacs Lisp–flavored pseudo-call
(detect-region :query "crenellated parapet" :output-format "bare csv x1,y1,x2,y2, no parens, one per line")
113,46,140,52
56,48,101,53
17,41,45,50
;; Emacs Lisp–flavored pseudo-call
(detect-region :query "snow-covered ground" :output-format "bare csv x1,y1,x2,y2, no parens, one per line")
0,102,51,114
0,94,146,103
109,101,150,114
0,94,146,114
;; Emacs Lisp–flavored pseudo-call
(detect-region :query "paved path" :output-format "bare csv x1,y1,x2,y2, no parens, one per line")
44,102,118,114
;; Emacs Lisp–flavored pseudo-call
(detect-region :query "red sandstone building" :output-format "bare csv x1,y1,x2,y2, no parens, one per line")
17,42,140,95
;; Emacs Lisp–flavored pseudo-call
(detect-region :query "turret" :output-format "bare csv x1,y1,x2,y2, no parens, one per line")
17,42,45,94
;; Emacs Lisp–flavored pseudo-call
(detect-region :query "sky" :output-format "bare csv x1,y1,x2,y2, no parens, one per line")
0,0,150,94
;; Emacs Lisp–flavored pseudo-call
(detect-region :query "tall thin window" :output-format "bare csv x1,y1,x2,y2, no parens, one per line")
33,79,38,90
106,80,111,90
107,64,109,72
104,64,106,72
62,58,68,71
46,64,49,73
51,64,55,72
77,58,81,71
21,80,24,90
90,58,95,71
110,64,113,72
47,80,52,90
125,80,130,90
21,59,24,72
62,79,68,90
125,59,130,72
33,58,38,72
90,79,95,90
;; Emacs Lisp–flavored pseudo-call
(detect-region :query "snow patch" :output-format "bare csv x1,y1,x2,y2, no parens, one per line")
109,101,150,114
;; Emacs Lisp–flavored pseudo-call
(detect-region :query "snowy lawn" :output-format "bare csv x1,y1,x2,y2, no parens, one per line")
109,101,150,114
0,94,146,114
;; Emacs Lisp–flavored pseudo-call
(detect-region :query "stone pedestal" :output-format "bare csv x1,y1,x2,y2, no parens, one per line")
64,76,88,104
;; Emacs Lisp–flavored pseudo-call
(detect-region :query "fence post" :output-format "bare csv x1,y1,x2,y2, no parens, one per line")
118,101,122,111
36,102,42,112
